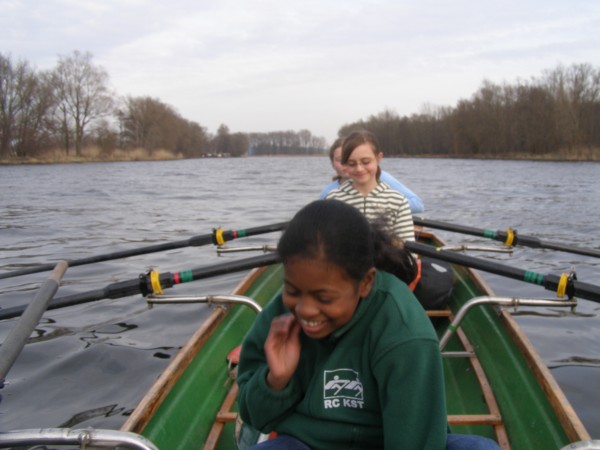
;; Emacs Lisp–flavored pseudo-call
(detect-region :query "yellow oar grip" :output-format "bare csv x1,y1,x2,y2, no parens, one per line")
556,273,569,298
504,228,515,246
214,228,225,246
150,270,163,295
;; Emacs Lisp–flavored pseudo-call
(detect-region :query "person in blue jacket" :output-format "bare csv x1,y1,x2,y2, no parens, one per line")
319,137,425,214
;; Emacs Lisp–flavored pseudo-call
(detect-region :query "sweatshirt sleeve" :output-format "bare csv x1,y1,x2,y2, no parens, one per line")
237,300,304,432
374,337,447,450
319,180,340,199
380,170,424,214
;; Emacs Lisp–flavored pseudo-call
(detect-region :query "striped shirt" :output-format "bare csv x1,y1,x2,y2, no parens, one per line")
325,181,415,243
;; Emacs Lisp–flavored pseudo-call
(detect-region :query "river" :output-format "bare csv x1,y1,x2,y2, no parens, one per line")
0,157,598,437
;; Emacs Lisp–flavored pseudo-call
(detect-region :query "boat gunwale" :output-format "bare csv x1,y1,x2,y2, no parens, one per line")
424,229,589,444
120,266,269,434
498,309,591,442
123,230,591,448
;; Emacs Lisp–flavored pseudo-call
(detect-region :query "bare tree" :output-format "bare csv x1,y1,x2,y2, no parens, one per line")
50,51,113,156
119,96,176,150
0,53,20,159
229,132,250,157
118,96,209,157
176,119,209,157
0,54,55,158
246,130,327,155
213,124,231,155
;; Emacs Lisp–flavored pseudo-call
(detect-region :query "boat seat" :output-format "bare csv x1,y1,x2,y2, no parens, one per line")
448,414,503,426
203,381,239,450
227,345,242,364
227,345,242,380
426,309,452,317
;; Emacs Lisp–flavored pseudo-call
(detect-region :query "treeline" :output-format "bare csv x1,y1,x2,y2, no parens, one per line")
340,63,600,159
247,130,327,155
0,51,326,161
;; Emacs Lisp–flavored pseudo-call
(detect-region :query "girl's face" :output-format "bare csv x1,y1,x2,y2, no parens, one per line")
282,256,375,339
331,146,347,179
344,143,381,189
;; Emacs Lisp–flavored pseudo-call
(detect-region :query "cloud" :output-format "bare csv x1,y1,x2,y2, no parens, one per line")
2,0,599,141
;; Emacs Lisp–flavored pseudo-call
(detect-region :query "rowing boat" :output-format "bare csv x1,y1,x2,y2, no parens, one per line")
118,230,592,450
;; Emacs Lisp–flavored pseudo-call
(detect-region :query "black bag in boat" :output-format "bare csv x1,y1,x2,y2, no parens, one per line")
413,256,453,310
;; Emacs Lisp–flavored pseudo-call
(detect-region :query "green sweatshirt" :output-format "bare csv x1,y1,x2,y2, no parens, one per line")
237,271,447,450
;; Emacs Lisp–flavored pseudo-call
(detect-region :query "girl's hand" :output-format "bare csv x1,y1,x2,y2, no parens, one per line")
264,313,301,391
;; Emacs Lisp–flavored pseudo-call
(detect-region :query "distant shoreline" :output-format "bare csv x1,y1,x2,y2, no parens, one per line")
1,149,598,165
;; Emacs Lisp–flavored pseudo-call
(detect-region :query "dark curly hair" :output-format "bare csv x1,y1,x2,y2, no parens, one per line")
277,200,417,285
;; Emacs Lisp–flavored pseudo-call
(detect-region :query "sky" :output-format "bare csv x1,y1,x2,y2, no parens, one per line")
2,0,599,143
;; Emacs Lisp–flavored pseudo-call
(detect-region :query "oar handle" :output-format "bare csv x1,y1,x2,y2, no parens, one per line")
413,217,600,258
141,253,280,295
207,222,288,245
0,261,69,381
405,241,600,302
406,241,525,280
0,254,280,321
0,222,288,280
414,217,484,238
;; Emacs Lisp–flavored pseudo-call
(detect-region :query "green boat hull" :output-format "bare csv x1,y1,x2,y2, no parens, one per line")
122,234,589,450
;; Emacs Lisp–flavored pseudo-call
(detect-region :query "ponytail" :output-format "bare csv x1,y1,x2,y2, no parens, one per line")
279,200,417,286
371,217,418,285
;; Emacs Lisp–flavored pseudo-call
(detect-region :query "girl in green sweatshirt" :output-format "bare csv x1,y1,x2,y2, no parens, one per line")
237,199,499,450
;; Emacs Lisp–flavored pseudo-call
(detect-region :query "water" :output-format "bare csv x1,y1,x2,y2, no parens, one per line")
0,157,599,437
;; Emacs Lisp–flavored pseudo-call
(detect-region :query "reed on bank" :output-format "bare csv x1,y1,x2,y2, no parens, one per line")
2,145,599,165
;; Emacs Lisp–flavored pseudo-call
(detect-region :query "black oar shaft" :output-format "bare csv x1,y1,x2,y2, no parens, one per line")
0,253,279,321
151,253,280,293
414,218,485,239
413,217,600,258
0,222,287,280
405,241,600,302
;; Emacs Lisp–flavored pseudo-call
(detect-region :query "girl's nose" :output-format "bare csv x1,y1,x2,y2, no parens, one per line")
294,296,319,318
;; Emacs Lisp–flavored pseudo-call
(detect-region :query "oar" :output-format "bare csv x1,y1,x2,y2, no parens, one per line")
0,222,287,280
0,261,68,382
405,241,600,302
413,217,600,258
0,253,279,321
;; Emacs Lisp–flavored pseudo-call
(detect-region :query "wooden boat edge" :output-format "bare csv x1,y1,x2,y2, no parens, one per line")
121,266,268,434
498,309,591,442
123,230,592,448
425,230,590,444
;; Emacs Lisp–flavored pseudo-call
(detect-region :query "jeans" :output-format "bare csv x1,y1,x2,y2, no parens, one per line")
446,433,502,450
246,433,501,449
246,435,311,450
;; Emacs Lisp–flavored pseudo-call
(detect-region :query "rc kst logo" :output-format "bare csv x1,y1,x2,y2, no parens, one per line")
323,368,365,410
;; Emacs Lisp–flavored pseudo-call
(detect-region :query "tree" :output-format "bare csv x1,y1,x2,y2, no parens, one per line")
176,119,209,158
50,51,113,156
213,124,231,155
246,130,327,155
118,96,177,151
0,53,54,159
229,132,249,157
0,53,21,159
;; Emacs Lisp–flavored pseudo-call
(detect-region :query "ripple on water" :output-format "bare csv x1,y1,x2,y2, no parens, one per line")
0,158,598,437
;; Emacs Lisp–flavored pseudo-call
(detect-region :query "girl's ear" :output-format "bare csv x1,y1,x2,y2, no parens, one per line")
358,268,377,298
376,152,384,163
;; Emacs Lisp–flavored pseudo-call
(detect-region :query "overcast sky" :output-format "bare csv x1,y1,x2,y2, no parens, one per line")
2,0,599,143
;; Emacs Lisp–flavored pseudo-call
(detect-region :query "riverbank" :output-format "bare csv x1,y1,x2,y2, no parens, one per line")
2,146,599,165
0,147,184,165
